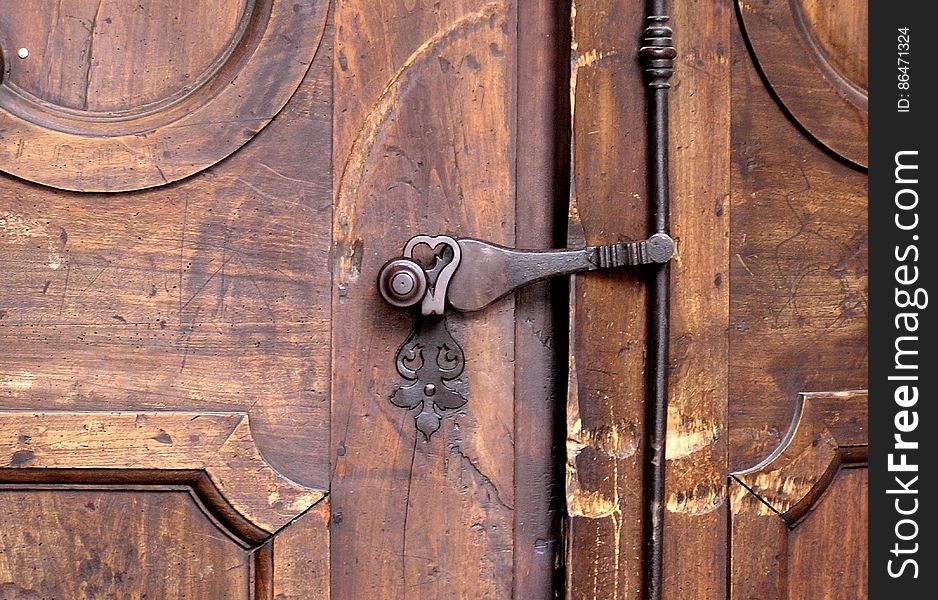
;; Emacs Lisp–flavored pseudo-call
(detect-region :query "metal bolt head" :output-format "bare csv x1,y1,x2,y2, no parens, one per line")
423,383,436,396
646,233,675,264
377,258,427,308
17,48,29,59
391,271,416,295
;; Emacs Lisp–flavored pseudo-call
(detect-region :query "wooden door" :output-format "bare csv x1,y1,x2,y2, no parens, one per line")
563,0,868,598
0,0,868,598
0,0,569,598
727,0,868,596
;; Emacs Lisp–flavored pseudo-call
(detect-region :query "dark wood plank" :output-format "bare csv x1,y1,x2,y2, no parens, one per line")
331,2,519,597
566,0,648,596
788,469,868,599
0,487,255,599
513,0,570,596
662,0,732,597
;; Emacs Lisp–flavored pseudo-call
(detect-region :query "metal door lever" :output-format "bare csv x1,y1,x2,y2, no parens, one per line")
376,232,673,439
378,233,674,315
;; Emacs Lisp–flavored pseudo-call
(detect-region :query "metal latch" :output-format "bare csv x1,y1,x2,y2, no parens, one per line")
376,234,674,437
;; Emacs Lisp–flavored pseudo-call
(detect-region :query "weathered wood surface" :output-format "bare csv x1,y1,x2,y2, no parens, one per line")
732,391,867,519
730,391,867,599
728,9,868,472
0,411,325,535
273,499,331,599
513,0,570,596
0,3,334,490
725,2,868,597
662,0,731,597
565,0,648,597
330,0,559,597
0,486,262,599
0,3,335,596
0,0,329,191
736,0,868,166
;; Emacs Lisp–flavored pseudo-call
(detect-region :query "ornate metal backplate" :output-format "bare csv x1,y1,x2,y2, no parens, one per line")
390,317,468,439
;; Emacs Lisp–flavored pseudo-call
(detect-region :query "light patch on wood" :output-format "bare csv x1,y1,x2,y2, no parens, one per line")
730,479,779,517
568,416,639,460
576,49,618,68
0,212,64,270
567,488,618,519
0,371,36,392
666,482,724,515
735,471,819,515
0,212,41,242
666,410,720,460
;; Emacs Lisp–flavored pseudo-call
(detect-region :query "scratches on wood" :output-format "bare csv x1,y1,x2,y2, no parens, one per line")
729,392,868,598
565,0,647,594
0,0,330,191
732,391,867,521
334,1,503,247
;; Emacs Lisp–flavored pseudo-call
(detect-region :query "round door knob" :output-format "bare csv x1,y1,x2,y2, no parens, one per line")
378,258,427,308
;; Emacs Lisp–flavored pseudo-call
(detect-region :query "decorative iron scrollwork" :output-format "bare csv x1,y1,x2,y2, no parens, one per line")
390,316,468,439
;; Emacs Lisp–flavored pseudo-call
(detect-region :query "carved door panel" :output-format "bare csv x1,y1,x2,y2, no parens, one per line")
0,0,870,598
727,0,868,597
0,1,334,597
0,0,569,598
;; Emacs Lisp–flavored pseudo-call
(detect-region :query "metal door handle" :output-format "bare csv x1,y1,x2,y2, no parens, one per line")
375,232,673,439
378,233,674,315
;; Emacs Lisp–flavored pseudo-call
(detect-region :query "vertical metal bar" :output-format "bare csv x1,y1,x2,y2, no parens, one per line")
639,2,675,600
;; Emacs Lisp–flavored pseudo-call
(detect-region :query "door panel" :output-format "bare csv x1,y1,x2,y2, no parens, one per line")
0,0,333,488
729,2,868,473
0,488,260,598
730,392,867,598
0,0,327,191
1,0,566,597
0,0,869,597
330,1,564,596
726,0,868,596
0,0,333,596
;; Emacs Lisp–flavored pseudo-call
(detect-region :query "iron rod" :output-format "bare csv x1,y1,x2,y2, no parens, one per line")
638,2,675,599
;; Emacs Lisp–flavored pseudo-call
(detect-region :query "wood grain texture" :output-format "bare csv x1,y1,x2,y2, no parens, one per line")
736,0,867,166
565,1,648,597
797,0,868,92
0,12,334,487
0,4,336,596
662,0,731,597
732,391,867,520
513,0,570,596
787,469,868,599
0,487,261,599
729,391,867,599
273,499,331,600
0,411,326,535
729,14,867,471
2,0,248,112
0,0,329,191
331,1,518,597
